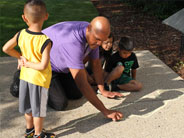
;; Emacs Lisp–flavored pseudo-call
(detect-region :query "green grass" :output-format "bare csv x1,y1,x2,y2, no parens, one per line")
0,0,98,56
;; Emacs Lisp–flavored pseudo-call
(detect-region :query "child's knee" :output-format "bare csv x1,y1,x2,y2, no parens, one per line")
25,113,32,117
131,80,142,91
114,66,124,74
135,82,142,91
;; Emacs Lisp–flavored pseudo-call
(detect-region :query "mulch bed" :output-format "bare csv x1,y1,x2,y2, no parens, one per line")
91,0,184,79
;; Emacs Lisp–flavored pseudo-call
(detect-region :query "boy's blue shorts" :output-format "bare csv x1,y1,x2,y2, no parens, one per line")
113,74,132,85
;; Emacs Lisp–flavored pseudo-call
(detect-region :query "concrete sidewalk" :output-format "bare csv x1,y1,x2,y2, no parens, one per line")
0,50,184,138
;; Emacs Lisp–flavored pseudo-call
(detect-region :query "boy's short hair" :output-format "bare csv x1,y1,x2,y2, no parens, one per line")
24,0,47,23
118,36,134,51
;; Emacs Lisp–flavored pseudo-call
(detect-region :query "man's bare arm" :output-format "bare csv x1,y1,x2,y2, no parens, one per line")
69,68,123,121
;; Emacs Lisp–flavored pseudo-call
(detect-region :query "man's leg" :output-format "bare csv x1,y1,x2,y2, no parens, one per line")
48,72,68,111
59,73,83,99
117,80,142,92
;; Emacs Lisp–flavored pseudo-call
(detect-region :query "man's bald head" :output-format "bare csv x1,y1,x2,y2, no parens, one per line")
90,16,111,38
86,16,111,49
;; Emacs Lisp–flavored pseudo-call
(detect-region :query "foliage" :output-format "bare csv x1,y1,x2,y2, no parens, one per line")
121,0,184,20
0,0,98,56
174,60,184,72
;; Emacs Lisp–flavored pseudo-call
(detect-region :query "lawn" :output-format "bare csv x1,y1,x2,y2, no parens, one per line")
0,0,98,56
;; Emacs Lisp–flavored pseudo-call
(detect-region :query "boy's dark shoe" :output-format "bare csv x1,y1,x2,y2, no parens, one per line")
33,131,56,138
25,128,34,138
104,83,112,91
104,83,120,91
111,84,121,91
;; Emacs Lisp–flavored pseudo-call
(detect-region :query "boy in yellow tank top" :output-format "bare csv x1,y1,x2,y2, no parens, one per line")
3,0,55,138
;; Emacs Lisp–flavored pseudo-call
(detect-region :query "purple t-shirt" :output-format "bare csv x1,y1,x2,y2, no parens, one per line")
42,21,99,73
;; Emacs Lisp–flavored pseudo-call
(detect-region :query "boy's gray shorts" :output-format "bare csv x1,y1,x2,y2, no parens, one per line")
19,80,48,117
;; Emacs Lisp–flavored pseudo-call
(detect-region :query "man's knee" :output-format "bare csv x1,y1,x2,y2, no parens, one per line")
48,88,68,110
48,98,68,111
66,90,83,100
48,77,68,111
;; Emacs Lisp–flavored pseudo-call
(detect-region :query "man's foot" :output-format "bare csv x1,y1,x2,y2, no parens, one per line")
33,131,56,138
25,128,34,138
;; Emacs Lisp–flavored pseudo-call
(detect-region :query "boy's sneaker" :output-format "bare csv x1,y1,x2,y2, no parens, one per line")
112,84,121,91
25,128,34,138
33,131,56,138
104,83,120,91
97,83,121,95
104,83,112,91
97,83,112,94
97,89,101,94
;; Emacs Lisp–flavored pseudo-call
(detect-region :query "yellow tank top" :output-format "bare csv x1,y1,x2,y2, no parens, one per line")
17,29,52,88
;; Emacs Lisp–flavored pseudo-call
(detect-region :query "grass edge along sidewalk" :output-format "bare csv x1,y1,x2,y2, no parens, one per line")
0,0,98,56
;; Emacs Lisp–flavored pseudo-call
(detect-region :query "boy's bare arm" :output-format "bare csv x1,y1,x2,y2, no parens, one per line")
22,42,52,71
2,33,21,59
131,69,137,79
91,59,123,98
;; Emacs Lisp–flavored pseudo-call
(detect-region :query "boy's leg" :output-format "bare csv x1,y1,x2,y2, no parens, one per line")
25,113,34,138
33,117,44,135
105,65,124,85
33,117,55,138
29,84,47,135
25,113,34,129
30,84,55,137
117,80,142,92
103,70,109,81
19,80,34,137
33,118,55,138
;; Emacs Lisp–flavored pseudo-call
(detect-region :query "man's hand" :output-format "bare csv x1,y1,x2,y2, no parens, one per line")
100,89,123,99
103,109,123,121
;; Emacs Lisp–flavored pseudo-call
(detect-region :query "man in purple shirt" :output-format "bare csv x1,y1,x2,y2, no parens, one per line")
43,16,123,121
